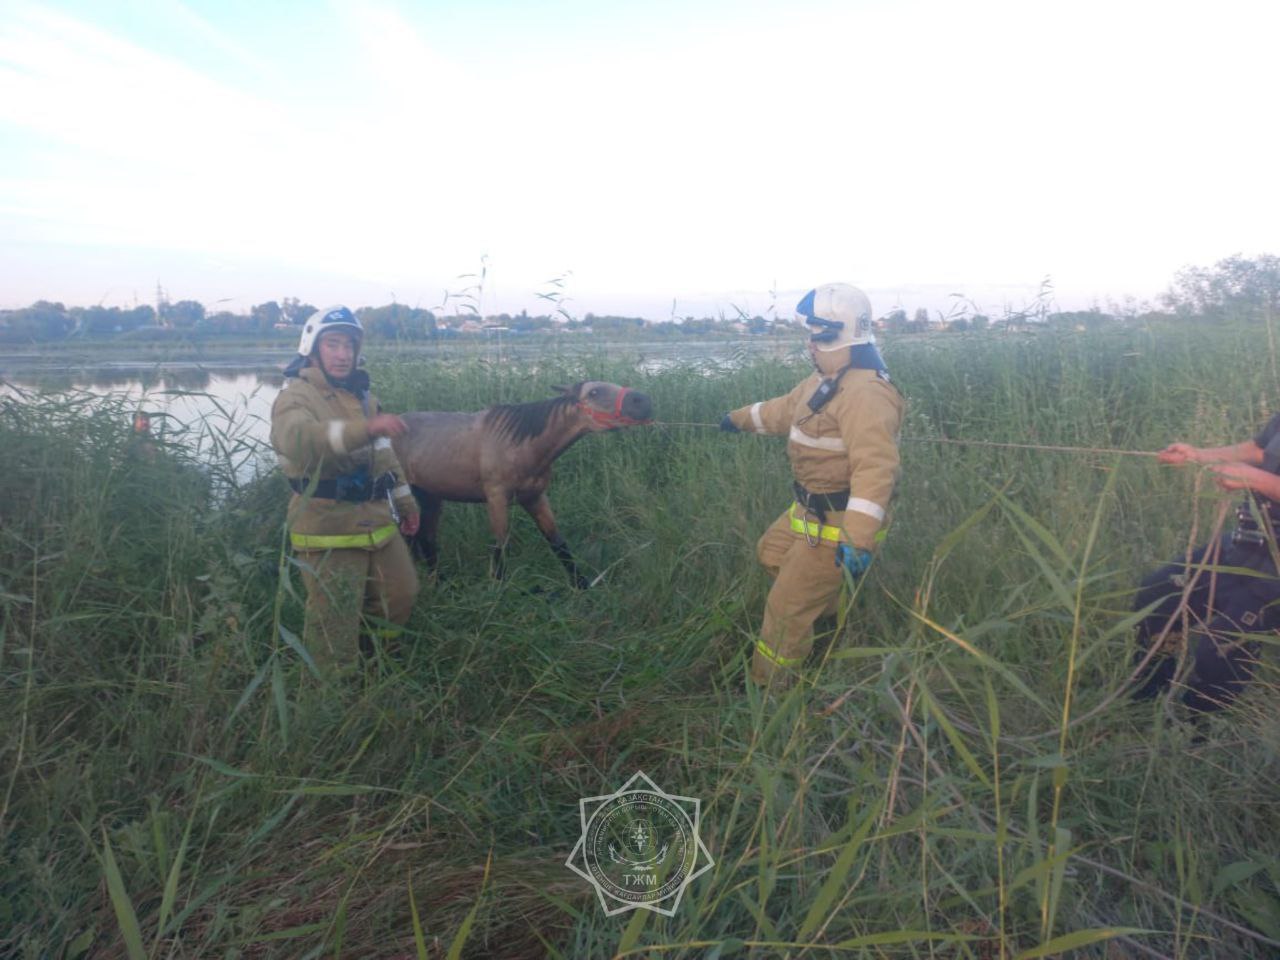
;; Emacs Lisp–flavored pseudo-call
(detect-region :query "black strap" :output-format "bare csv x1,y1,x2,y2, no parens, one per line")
805,365,853,414
794,482,850,517
290,472,395,502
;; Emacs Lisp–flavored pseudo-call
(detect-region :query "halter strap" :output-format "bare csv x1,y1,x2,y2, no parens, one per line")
577,387,648,427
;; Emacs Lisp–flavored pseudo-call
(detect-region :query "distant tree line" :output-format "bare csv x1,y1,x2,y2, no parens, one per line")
0,298,437,344
878,253,1280,333
3,254,1277,344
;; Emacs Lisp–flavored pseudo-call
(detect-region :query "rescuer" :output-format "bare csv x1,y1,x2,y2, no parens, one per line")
721,283,905,686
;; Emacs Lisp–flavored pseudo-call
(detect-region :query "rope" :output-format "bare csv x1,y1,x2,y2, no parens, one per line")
902,436,1159,458
652,420,1161,459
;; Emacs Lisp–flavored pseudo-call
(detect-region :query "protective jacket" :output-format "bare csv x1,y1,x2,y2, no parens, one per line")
728,357,904,551
270,365,418,550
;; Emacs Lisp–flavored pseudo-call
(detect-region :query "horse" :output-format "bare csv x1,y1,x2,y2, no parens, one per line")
391,380,653,587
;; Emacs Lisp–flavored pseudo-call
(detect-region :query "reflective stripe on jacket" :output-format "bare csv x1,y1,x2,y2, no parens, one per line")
270,365,418,548
729,367,904,551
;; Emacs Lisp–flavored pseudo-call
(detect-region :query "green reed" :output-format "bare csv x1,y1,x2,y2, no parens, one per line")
1,321,1278,958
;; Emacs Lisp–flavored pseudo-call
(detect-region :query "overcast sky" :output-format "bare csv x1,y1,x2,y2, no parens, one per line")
1,0,1277,321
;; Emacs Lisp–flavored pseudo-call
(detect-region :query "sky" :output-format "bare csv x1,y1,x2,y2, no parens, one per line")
1,0,1278,322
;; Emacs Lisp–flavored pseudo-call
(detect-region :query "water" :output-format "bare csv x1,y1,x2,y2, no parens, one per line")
3,362,282,462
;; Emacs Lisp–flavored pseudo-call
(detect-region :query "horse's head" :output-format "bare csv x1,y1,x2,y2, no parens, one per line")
556,381,653,431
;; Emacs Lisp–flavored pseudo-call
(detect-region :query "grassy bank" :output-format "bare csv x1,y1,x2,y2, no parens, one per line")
2,324,1278,958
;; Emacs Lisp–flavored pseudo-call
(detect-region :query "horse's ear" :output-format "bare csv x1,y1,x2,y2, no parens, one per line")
552,383,583,396
552,384,570,395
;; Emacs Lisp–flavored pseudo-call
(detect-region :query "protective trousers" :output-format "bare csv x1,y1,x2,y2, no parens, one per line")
1131,535,1270,712
751,508,846,686
296,535,419,673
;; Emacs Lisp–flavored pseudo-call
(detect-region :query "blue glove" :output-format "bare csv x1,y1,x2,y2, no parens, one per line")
719,413,740,433
835,544,873,579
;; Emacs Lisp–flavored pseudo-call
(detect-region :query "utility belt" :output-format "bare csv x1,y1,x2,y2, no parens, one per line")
290,470,397,503
1231,497,1280,547
788,503,843,546
793,482,849,524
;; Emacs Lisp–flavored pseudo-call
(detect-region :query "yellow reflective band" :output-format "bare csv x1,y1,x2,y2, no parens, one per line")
788,503,843,543
291,523,398,550
755,638,805,667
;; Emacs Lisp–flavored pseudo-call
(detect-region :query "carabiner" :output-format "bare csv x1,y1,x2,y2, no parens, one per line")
803,507,821,548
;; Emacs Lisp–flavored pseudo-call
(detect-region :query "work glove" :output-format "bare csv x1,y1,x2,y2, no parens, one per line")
835,544,873,579
719,413,740,433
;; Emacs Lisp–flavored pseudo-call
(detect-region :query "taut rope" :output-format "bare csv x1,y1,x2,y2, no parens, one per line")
653,420,1161,459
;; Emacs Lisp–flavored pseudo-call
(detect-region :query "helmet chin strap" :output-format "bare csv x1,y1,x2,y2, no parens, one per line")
810,343,847,377
305,348,369,395
809,341,888,385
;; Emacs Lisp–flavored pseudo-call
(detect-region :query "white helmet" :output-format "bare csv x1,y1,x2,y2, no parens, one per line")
296,305,363,357
797,283,874,351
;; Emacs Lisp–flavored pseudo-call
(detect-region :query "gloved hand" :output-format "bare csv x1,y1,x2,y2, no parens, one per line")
400,513,420,537
835,544,872,579
719,413,740,433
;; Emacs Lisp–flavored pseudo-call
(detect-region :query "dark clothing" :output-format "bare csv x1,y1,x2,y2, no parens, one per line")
1231,413,1280,546
1132,413,1280,712
1254,412,1280,456
1132,537,1271,712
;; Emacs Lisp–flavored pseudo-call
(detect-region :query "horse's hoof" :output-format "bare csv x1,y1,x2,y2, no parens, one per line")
573,575,591,590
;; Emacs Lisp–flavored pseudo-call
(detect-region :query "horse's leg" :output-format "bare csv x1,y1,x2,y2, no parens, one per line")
521,493,590,589
408,486,443,573
484,490,511,580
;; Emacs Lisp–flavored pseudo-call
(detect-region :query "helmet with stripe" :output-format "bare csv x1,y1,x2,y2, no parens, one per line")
797,283,874,351
297,305,363,358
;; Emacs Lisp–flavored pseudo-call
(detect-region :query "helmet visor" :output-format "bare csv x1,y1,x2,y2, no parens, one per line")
805,317,844,344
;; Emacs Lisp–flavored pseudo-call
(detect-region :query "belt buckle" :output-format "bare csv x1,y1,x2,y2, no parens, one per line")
1232,527,1265,547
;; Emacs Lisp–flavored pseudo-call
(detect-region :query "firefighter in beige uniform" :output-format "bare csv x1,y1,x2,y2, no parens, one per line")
722,284,904,685
270,306,421,671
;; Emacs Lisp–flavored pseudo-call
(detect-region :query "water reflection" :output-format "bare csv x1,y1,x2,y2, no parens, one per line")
3,369,283,485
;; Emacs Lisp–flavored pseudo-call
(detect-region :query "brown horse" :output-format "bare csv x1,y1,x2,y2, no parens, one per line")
392,380,653,586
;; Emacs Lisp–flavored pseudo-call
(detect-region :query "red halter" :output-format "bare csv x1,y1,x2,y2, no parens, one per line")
577,387,649,428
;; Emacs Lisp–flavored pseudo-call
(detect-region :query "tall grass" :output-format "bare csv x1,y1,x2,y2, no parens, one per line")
2,322,1278,958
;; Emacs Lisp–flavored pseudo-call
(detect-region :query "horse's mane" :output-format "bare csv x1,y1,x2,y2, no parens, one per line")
484,384,582,444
